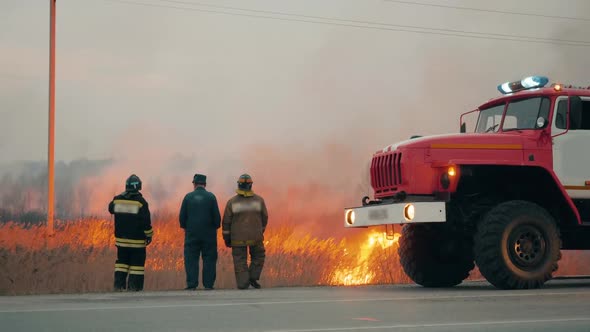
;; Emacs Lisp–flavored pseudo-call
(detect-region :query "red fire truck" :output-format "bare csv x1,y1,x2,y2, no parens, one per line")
344,76,590,289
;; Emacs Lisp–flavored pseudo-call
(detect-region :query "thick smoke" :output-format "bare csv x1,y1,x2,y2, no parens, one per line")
0,138,374,241
1,1,590,236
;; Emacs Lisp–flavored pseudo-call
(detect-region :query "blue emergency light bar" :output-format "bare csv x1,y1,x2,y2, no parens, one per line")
497,76,549,94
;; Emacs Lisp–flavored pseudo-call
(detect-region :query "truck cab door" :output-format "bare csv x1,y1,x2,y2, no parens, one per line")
552,96,590,221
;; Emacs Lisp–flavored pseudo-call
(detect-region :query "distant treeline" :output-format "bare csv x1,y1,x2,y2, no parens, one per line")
0,159,112,224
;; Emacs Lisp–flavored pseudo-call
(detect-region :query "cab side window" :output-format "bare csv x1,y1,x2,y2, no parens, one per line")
556,98,590,130
569,98,590,130
555,100,567,129
581,100,590,129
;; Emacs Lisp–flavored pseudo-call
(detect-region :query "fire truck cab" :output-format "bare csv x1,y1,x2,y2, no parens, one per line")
344,76,590,289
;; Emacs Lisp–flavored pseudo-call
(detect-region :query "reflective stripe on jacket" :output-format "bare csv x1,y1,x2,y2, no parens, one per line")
222,193,268,245
108,191,152,246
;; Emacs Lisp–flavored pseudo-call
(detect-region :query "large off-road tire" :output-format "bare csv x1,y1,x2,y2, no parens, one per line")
474,200,561,290
398,224,475,287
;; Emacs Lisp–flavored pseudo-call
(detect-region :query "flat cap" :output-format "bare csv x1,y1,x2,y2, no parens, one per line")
192,173,207,184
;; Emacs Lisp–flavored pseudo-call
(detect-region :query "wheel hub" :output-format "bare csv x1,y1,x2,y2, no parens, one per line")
509,225,547,269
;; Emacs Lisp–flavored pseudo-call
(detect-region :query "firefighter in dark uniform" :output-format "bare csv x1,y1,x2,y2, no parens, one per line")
222,174,269,289
179,174,221,290
108,174,153,291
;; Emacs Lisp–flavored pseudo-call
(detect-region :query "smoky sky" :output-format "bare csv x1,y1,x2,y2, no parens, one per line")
1,0,590,164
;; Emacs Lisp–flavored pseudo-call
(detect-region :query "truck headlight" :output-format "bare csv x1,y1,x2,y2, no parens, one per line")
345,209,355,225
403,204,415,221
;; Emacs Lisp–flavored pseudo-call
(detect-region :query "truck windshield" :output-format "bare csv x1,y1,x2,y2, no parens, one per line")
475,104,504,133
475,97,551,133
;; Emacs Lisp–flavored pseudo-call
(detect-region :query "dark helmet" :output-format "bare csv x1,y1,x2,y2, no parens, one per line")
237,173,253,191
125,174,142,192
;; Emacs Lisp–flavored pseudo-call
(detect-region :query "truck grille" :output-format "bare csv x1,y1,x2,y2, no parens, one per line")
370,152,402,193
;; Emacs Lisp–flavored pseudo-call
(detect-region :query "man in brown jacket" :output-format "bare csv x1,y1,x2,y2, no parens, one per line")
222,174,268,289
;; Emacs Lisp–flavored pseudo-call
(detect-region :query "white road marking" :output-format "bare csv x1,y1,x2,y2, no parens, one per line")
0,290,589,313
264,317,590,332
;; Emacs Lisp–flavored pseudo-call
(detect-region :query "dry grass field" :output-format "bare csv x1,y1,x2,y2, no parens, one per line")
0,216,588,295
0,215,410,295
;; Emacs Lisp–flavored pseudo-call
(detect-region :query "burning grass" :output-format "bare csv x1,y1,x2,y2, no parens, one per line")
1,216,589,295
0,216,410,295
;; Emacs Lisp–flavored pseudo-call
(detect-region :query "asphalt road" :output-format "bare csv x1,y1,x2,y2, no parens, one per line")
1,280,590,332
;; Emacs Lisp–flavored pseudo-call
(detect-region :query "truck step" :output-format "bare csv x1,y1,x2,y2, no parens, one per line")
553,275,590,280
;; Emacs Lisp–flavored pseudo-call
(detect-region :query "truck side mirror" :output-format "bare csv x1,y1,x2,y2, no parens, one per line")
460,122,466,133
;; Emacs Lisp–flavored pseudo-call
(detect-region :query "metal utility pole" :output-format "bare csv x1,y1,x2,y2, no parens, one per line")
48,0,56,234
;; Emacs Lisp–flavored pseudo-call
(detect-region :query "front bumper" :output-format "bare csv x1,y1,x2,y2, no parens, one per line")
344,201,447,228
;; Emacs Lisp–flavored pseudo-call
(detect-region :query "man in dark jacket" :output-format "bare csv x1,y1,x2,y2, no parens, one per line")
179,173,221,290
222,174,268,289
108,174,153,292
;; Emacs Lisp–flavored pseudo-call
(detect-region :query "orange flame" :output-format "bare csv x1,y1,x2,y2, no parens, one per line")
330,231,401,286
